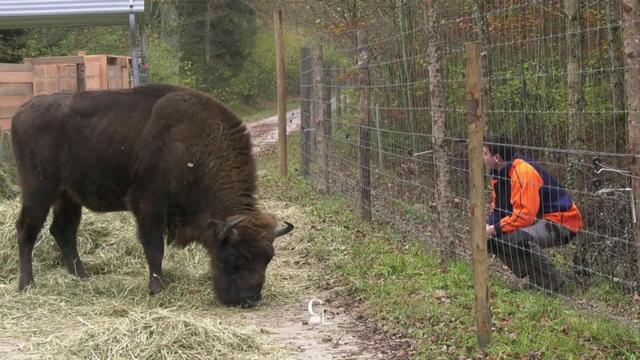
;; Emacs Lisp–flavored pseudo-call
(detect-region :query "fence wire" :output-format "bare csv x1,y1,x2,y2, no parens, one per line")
297,0,640,328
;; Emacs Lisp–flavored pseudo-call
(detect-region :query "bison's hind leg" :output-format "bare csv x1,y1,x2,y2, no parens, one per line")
49,192,88,279
16,190,58,291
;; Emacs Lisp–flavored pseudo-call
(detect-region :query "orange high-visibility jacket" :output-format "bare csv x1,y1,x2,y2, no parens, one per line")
487,156,583,237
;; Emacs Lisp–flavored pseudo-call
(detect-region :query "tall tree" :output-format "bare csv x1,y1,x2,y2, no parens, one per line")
0,30,29,63
176,0,257,94
606,0,626,151
424,0,454,261
473,0,492,131
564,0,586,188
621,0,640,286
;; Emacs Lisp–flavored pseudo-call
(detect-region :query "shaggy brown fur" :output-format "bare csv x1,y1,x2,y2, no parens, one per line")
11,84,293,307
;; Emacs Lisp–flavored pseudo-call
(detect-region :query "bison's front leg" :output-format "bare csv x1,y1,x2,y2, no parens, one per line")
133,204,169,295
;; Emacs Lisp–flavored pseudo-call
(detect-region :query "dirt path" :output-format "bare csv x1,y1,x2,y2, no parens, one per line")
239,112,413,359
247,109,301,155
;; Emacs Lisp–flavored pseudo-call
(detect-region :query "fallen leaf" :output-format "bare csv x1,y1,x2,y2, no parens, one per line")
540,315,551,326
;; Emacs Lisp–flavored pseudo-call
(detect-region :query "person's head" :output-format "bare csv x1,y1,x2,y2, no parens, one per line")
483,134,515,172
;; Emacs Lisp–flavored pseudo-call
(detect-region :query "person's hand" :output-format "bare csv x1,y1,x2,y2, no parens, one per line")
486,224,496,238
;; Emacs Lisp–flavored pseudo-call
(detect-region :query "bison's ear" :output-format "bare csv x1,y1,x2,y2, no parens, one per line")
209,216,246,244
273,221,294,239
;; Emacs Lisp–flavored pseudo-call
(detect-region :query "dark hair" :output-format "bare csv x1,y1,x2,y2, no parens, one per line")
484,134,515,161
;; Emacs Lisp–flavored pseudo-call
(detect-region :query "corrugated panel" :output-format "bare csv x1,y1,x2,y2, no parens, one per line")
0,0,147,29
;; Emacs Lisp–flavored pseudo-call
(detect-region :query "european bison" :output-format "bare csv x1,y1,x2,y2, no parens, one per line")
11,84,294,308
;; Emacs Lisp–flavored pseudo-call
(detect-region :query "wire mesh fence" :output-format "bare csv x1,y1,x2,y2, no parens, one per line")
296,0,640,329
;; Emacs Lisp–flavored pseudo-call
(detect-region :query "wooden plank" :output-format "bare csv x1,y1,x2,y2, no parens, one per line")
0,95,31,107
0,72,32,83
24,56,84,65
58,64,77,79
33,79,59,95
0,83,33,96
85,61,102,90
0,106,20,119
32,64,59,80
100,57,108,89
121,65,129,89
0,64,32,72
58,79,77,92
0,118,12,130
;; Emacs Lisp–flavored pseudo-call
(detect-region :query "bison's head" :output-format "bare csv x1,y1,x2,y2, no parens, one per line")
210,213,293,308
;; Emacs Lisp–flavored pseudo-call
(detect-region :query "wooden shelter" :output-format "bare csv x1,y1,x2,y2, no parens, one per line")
0,0,148,130
0,52,132,130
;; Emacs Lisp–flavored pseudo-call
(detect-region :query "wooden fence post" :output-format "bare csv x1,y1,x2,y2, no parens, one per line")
274,9,288,177
465,41,491,350
324,67,333,136
358,28,372,222
300,47,312,178
336,69,342,130
313,46,329,194
374,104,384,171
622,0,640,285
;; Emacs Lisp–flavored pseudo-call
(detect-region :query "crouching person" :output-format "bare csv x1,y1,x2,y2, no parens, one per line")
483,134,583,292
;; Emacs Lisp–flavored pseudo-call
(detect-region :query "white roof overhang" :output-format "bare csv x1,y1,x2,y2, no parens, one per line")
0,0,148,29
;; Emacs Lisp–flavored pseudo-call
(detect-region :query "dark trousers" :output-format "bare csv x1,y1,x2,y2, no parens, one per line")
489,220,573,290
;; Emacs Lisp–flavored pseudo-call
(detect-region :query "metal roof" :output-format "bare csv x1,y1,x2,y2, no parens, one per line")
0,0,148,29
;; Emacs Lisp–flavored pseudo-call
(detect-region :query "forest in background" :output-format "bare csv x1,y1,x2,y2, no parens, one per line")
0,0,308,111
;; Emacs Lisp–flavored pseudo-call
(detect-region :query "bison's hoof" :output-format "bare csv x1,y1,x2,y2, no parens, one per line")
148,275,168,295
18,279,34,292
69,262,89,279
75,268,90,279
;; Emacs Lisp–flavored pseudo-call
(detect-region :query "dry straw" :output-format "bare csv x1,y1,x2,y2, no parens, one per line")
0,196,302,359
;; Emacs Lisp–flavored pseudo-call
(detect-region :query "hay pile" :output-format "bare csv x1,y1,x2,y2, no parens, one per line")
0,196,290,359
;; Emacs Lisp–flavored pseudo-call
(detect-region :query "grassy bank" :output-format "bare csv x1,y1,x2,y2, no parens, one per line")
256,134,640,359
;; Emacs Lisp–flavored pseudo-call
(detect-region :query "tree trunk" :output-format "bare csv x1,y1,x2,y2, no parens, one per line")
473,0,492,130
204,1,214,63
621,0,640,287
424,0,454,261
564,0,585,188
397,0,417,152
607,0,627,151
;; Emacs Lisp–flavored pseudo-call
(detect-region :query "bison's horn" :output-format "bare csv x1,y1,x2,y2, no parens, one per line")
274,221,294,238
218,216,247,240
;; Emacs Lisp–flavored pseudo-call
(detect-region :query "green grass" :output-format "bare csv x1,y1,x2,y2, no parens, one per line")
231,98,300,123
257,133,640,359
